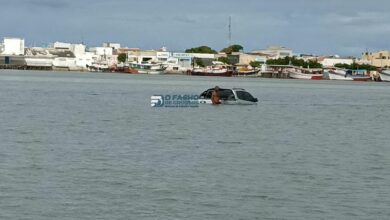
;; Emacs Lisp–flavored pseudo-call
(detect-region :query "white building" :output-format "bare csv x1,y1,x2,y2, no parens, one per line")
89,47,117,68
69,44,85,56
2,37,25,55
252,46,293,59
156,52,171,62
228,52,267,65
172,53,193,68
103,43,121,50
24,48,54,68
50,42,94,71
127,50,157,63
53,42,71,50
90,47,113,56
190,53,216,59
320,57,354,67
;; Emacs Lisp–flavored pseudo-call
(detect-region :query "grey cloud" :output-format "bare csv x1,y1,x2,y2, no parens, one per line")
1,0,390,56
26,0,70,9
173,15,197,24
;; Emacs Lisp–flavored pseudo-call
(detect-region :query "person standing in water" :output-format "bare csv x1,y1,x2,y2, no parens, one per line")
211,86,221,104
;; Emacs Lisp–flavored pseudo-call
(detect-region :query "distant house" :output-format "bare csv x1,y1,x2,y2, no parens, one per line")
24,48,54,69
189,53,216,67
0,37,26,68
1,37,25,55
103,43,121,51
171,53,192,68
127,50,158,63
51,42,94,71
362,50,390,67
228,52,267,65
319,57,354,67
51,50,77,71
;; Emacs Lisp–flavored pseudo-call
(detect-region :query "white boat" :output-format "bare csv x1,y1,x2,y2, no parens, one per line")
323,69,353,80
199,88,258,105
163,59,192,74
287,68,323,80
380,70,390,82
130,62,167,75
192,65,232,75
164,64,190,74
323,69,370,81
191,62,234,77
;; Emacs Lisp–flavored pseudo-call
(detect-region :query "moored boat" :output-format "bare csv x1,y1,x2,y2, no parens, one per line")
323,68,370,81
323,69,353,80
191,64,234,77
129,62,167,75
233,66,259,76
287,68,323,80
345,69,371,81
379,70,390,82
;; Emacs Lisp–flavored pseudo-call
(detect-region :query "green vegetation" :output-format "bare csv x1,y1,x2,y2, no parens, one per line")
220,44,244,54
194,58,205,67
185,46,217,54
266,56,323,68
249,61,262,68
117,53,127,63
334,63,377,71
217,57,230,64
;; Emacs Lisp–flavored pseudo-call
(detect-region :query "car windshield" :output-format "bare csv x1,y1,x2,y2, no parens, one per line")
236,91,256,102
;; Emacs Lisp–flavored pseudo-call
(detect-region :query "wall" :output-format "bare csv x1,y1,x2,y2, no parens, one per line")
321,58,354,67
362,51,390,67
90,47,113,56
3,38,25,55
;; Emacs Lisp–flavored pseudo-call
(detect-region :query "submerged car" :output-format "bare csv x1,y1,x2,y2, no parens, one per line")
199,88,258,105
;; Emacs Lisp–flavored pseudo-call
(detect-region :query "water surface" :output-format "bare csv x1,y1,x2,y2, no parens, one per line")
0,70,389,219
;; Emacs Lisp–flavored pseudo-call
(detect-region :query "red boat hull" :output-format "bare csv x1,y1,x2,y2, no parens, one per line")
352,77,371,81
191,71,233,77
311,75,324,80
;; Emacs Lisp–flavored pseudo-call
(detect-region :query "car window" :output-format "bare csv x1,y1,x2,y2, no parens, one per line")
200,90,213,99
220,89,235,100
236,91,255,101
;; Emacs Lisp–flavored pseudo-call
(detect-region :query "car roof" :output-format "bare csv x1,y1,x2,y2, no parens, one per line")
206,88,246,91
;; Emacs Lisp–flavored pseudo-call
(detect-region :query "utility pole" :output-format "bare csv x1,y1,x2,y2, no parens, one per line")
228,16,232,46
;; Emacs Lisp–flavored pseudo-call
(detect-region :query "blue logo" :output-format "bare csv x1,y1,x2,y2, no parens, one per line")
151,94,199,108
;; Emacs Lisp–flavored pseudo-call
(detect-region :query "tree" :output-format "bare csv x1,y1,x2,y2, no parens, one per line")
185,46,217,54
194,58,205,67
249,61,262,69
266,56,323,68
334,63,377,71
220,44,244,54
217,57,230,64
117,53,127,63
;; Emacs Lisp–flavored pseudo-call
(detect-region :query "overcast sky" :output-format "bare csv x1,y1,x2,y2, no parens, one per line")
1,0,390,56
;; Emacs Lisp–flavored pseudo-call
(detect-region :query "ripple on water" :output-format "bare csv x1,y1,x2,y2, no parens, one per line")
1,72,390,219
216,141,243,145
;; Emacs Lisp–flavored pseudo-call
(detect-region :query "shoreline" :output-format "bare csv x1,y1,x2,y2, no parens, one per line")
0,69,385,85
0,68,382,82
